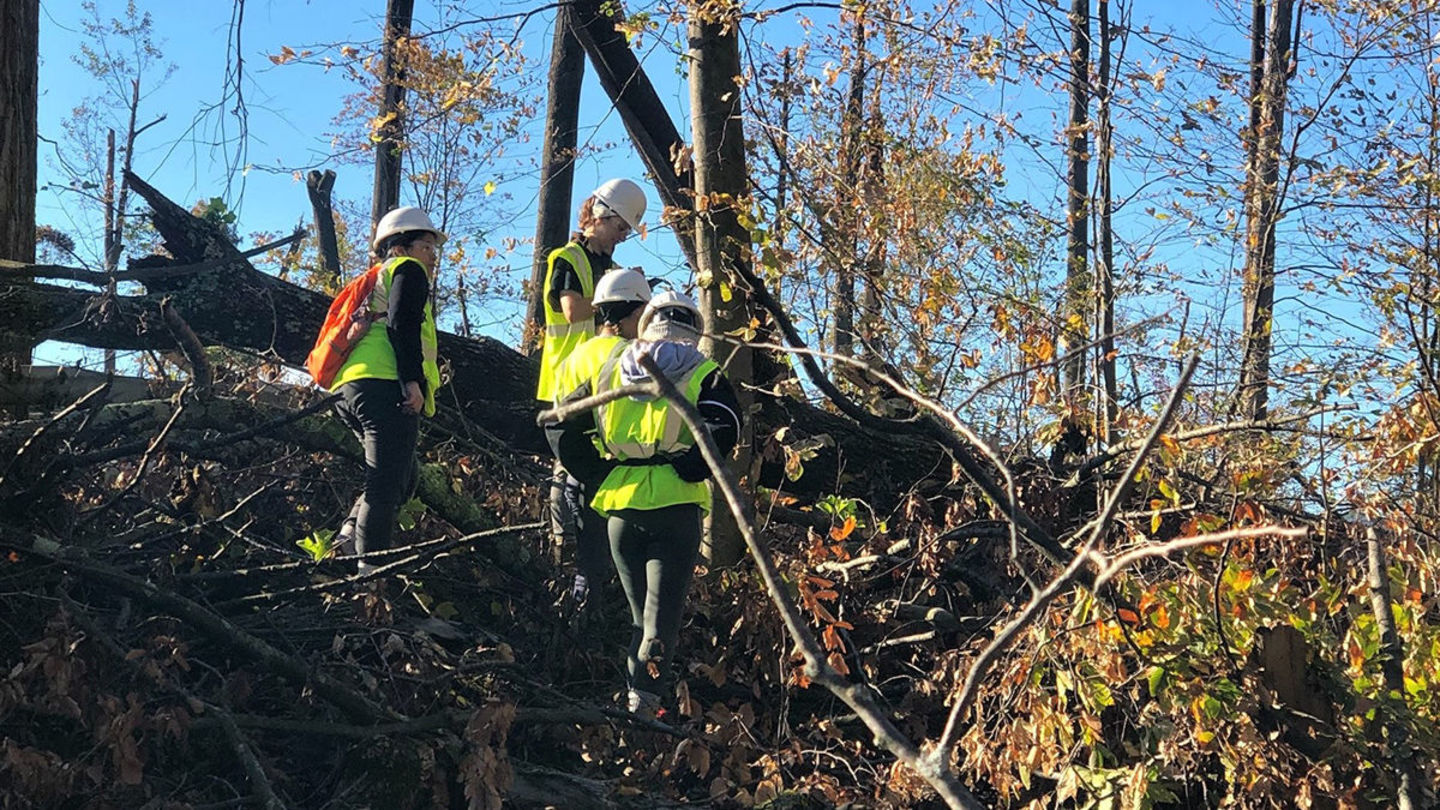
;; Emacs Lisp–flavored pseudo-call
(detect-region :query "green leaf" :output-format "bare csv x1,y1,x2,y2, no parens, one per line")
296,529,337,562
1147,665,1167,697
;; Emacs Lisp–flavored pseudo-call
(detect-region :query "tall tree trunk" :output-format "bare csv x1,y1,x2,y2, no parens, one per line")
689,9,754,567
0,0,39,381
1094,0,1118,442
525,6,586,355
831,12,867,360
104,129,119,375
1237,0,1296,421
1062,0,1091,396
370,0,415,229
570,0,697,270
1424,12,1440,509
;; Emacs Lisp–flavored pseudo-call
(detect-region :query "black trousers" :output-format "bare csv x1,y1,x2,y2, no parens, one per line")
335,378,420,557
608,503,703,695
549,459,612,588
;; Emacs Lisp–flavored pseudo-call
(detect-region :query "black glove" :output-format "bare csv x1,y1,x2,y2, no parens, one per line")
671,446,712,483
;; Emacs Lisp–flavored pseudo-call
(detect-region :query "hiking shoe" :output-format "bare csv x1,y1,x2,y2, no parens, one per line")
626,688,663,719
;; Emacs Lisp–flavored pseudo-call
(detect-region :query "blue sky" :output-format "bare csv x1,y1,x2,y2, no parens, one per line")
34,0,685,365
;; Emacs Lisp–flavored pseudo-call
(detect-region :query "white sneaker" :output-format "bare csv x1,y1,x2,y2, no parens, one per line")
626,688,662,718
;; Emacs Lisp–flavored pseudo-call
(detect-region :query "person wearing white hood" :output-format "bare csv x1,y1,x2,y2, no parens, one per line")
545,291,741,717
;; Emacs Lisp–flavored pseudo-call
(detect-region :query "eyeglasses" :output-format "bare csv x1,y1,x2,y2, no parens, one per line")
653,307,699,328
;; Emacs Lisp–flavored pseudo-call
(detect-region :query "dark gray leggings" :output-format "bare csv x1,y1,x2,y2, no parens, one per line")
608,503,703,695
335,378,420,557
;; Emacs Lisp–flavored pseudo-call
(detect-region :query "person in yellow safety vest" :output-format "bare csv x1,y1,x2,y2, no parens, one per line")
550,268,652,611
546,291,742,718
537,179,648,591
332,206,445,573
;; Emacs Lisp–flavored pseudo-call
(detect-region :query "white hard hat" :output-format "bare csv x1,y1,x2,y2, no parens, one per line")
591,178,647,229
638,290,703,342
592,268,653,306
373,206,446,252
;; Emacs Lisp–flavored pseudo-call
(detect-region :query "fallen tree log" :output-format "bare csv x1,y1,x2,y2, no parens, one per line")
0,175,962,500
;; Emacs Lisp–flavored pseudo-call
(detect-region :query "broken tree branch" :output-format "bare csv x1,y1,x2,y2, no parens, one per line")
633,352,986,810
0,527,395,724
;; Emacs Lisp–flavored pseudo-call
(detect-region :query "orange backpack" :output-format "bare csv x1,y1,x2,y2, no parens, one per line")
306,264,385,389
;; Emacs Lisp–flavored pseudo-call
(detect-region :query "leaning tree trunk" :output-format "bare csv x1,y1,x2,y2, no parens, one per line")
1237,0,1296,421
525,6,586,355
1,174,957,506
370,0,415,229
570,0,697,270
689,5,755,567
0,0,39,382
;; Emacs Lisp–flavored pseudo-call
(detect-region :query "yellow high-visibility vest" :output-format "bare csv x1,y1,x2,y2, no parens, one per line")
330,256,441,416
537,241,598,401
589,355,720,515
553,334,627,405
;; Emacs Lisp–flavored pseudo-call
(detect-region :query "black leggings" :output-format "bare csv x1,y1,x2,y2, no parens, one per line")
335,378,420,557
608,503,703,695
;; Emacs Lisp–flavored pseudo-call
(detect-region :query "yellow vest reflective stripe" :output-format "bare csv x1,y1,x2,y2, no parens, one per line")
536,242,597,401
329,257,442,417
589,357,720,515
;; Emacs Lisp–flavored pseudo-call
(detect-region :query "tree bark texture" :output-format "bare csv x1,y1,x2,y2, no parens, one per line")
689,10,756,567
0,0,39,373
569,0,698,270
526,7,586,354
370,0,415,230
1237,0,1295,421
1063,0,1091,396
306,169,342,288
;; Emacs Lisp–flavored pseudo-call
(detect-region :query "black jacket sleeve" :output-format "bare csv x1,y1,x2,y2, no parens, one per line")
545,254,580,314
671,369,743,483
386,258,429,390
545,381,616,490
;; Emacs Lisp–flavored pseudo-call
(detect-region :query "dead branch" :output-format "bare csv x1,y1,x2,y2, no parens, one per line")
0,381,109,488
1,527,395,724
62,592,291,810
1072,405,1351,483
632,352,986,810
79,384,193,523
215,521,545,607
160,298,213,394
931,354,1198,765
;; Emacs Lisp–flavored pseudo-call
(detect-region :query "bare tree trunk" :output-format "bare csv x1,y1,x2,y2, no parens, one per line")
1365,527,1422,810
370,0,415,228
305,169,341,288
1062,0,1091,396
1237,0,1295,421
831,12,867,360
1094,0,1117,442
570,0,697,270
104,129,119,375
0,0,39,381
860,80,886,353
688,9,754,567
525,6,586,355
